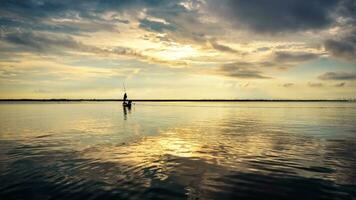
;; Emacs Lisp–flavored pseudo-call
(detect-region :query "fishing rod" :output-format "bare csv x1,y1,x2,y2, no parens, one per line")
123,82,126,93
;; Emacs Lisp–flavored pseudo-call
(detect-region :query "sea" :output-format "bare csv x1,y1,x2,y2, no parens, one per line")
0,101,355,199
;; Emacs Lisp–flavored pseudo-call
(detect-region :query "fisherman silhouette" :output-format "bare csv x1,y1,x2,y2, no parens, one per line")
123,93,127,103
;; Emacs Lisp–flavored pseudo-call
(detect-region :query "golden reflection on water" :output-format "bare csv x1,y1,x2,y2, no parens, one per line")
83,123,332,182
1,102,356,199
78,117,356,200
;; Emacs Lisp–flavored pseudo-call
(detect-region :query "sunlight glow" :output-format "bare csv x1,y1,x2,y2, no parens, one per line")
155,45,197,61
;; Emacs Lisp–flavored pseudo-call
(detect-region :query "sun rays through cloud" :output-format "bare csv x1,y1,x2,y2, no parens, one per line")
0,0,355,99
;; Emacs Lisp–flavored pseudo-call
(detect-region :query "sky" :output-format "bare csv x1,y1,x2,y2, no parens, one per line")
0,0,356,99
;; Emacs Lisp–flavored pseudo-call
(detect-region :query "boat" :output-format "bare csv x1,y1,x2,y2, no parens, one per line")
122,83,132,108
123,100,132,108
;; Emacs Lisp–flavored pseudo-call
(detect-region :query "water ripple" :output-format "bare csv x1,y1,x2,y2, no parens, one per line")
1,102,356,199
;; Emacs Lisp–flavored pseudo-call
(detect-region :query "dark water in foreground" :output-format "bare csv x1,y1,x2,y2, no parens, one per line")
0,102,356,200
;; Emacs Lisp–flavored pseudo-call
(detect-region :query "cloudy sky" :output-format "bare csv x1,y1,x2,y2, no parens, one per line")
0,0,356,99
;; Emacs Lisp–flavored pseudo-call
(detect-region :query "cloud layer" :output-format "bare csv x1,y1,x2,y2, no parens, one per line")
207,0,339,34
0,0,355,98
318,72,356,80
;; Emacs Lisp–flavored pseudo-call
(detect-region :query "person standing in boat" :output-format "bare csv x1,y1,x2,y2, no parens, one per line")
123,92,127,104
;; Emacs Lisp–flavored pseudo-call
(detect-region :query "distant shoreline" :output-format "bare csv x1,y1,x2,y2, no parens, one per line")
0,99,354,102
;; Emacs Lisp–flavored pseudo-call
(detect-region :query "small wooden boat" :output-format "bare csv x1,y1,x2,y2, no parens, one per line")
123,100,132,108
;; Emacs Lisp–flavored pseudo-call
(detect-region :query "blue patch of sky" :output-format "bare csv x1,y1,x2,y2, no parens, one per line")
277,57,356,80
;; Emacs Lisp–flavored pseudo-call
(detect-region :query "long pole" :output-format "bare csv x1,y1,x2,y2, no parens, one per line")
123,82,126,93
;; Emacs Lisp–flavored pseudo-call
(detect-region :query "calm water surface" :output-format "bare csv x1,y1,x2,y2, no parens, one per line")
0,102,356,199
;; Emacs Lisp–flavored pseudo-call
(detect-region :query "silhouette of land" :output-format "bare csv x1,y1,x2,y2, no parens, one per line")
0,99,354,102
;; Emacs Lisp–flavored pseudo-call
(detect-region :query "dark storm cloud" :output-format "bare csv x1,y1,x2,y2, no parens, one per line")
1,32,75,51
1,0,354,37
207,0,339,34
339,0,356,20
0,30,142,58
0,30,132,58
209,40,238,53
139,19,176,32
217,63,271,79
0,17,118,35
0,30,188,67
211,50,320,79
219,51,320,71
0,0,162,18
0,0,182,34
273,52,320,63
324,31,356,60
0,31,93,52
318,72,356,80
322,0,356,60
1,0,355,65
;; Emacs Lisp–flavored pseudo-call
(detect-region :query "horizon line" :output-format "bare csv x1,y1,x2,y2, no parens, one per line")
0,99,355,102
